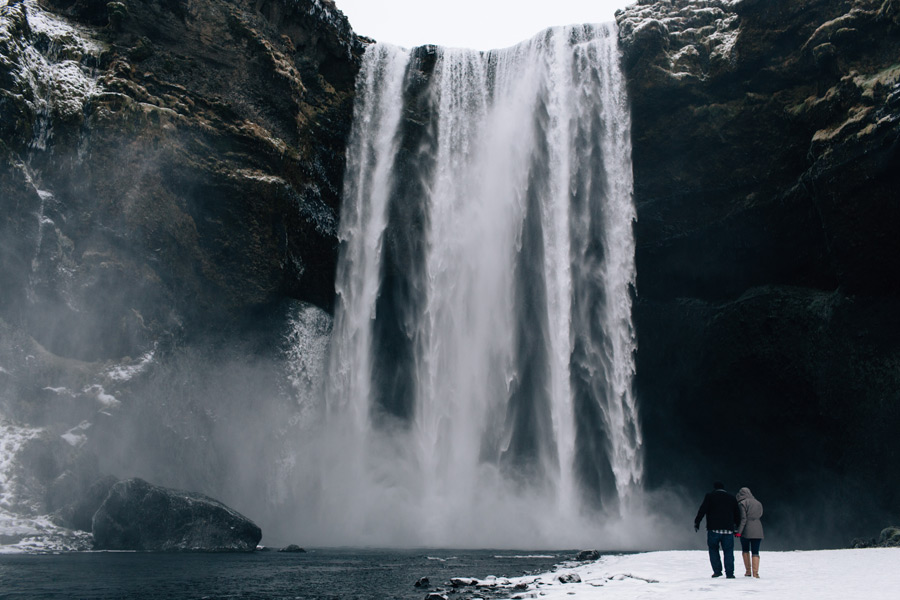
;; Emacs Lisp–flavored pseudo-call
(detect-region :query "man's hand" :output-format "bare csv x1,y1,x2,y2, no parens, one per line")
694,524,699,532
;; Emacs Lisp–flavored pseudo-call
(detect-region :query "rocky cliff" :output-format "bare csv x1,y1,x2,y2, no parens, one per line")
618,0,900,541
1,0,362,359
2,0,898,550
0,0,359,546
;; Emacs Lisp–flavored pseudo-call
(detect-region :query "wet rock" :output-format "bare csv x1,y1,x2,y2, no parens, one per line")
879,527,900,546
91,478,262,551
278,544,306,552
50,474,120,532
575,549,600,561
414,577,430,587
557,572,581,584
851,526,900,548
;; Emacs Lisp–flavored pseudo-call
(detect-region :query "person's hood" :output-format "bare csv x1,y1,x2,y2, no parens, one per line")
736,487,754,502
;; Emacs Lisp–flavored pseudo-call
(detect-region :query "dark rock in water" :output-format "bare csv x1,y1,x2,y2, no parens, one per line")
450,577,477,587
575,549,600,561
51,475,120,532
423,594,448,600
91,478,261,551
278,544,306,552
414,577,430,588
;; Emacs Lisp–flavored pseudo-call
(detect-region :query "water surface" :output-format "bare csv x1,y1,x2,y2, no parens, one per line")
0,549,572,599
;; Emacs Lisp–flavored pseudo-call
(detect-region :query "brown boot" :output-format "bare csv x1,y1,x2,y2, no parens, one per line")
752,555,760,578
742,552,752,577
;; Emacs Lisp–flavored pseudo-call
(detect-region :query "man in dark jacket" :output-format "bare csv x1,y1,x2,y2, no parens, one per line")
694,481,741,578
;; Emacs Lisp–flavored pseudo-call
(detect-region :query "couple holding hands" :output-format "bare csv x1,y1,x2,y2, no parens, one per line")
694,482,765,579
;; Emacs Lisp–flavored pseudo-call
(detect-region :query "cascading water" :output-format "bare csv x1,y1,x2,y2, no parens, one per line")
307,23,641,548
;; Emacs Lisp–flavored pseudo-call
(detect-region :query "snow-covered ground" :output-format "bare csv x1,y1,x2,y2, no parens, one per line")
494,548,900,599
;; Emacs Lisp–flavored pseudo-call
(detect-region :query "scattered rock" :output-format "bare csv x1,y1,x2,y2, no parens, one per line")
575,549,600,561
880,527,900,546
450,577,478,587
91,478,262,551
852,525,900,548
414,576,430,588
557,572,581,584
424,594,448,600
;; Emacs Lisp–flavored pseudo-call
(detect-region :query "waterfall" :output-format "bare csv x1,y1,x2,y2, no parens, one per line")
310,23,641,548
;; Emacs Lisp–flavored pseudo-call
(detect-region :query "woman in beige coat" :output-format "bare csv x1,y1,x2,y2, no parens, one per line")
736,487,764,577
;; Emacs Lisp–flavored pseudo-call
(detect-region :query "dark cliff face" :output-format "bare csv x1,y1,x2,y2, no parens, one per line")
1,0,363,362
0,0,359,540
619,0,900,543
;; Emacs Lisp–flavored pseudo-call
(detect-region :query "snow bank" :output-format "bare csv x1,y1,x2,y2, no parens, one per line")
495,549,900,599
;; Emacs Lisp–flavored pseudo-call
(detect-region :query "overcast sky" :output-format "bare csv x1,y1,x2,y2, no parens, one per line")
333,0,636,50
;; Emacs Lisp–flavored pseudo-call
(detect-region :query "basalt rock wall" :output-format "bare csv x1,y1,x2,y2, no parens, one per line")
618,0,900,542
1,0,363,363
0,0,360,543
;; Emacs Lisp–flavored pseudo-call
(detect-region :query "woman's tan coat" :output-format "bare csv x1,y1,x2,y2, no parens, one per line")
736,487,764,539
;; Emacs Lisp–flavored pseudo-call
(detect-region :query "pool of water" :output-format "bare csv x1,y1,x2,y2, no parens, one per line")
0,548,575,599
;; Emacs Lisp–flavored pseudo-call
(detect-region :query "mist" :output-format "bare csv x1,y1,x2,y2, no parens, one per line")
3,0,897,555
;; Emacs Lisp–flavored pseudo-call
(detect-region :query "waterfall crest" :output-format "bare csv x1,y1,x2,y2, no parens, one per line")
312,23,641,547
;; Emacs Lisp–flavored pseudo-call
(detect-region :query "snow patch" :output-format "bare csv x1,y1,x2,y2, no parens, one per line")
82,384,120,408
489,549,900,599
25,0,104,57
2,0,106,149
42,386,74,396
106,350,155,382
0,422,44,511
60,421,91,447
0,512,93,553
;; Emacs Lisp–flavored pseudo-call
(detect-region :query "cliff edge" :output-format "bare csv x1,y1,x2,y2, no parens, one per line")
619,0,900,540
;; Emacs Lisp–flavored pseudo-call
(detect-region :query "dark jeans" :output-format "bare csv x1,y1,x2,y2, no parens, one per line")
707,531,735,576
740,537,762,555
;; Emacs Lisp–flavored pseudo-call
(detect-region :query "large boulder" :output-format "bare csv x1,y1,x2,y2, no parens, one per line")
91,478,262,551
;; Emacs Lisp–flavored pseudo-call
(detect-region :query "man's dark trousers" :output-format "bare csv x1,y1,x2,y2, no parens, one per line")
707,531,734,576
